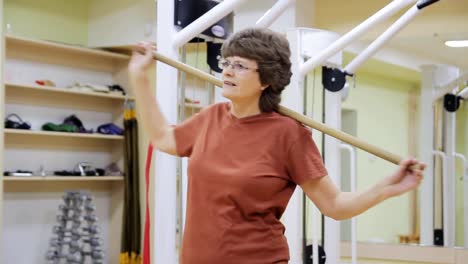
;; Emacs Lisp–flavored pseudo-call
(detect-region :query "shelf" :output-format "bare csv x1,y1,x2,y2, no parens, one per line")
6,35,130,61
5,83,131,112
5,35,130,72
5,82,134,101
3,176,124,182
184,103,206,109
4,129,124,140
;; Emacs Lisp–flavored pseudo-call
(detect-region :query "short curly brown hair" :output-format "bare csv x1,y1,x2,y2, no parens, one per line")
221,28,292,112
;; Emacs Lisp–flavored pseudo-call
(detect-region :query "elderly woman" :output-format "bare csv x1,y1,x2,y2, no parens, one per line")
129,28,425,264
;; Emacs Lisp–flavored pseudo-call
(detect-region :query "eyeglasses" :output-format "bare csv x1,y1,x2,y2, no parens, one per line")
218,58,258,73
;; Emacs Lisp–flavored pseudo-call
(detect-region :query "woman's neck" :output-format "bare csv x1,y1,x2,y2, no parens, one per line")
229,100,261,118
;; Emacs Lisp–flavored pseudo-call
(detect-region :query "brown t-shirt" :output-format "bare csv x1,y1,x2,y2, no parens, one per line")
174,102,327,264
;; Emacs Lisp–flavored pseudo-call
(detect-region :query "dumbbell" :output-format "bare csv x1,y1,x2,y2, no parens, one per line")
83,237,103,247
69,225,100,235
51,237,103,249
46,250,81,263
59,203,96,213
50,238,81,249
63,192,93,205
84,214,98,222
53,225,101,238
56,214,84,222
68,250,105,261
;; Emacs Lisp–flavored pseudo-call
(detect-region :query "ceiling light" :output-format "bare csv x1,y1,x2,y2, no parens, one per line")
445,40,468,48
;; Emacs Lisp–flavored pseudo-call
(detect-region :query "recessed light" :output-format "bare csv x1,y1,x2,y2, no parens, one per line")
445,40,468,48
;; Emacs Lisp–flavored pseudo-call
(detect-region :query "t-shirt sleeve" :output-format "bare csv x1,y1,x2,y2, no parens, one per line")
287,127,328,185
173,108,208,157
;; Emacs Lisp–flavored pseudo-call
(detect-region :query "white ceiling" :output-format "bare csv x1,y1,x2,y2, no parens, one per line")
316,0,468,71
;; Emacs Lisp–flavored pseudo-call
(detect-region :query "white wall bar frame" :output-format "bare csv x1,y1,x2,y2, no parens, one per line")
443,108,457,247
172,0,248,48
456,153,468,247
419,65,437,245
255,0,296,28
154,1,179,263
341,144,357,264
299,0,417,76
324,77,342,264
439,66,460,248
283,29,307,264
433,149,449,246
344,4,421,75
286,28,343,264
419,65,460,246
311,203,320,264
433,71,468,102
301,28,343,264
458,86,468,99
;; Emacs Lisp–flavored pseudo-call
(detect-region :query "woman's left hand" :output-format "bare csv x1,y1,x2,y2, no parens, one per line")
380,158,426,198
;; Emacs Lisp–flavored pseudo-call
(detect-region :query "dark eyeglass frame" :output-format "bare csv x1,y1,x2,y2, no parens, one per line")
218,58,259,73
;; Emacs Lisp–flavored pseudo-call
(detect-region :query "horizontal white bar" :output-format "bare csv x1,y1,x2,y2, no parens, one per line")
344,5,420,75
458,86,468,99
256,0,296,28
173,0,247,48
455,153,467,180
299,0,417,76
433,71,468,101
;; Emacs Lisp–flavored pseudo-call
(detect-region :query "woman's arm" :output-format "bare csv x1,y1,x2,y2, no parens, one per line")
128,42,177,155
300,158,425,220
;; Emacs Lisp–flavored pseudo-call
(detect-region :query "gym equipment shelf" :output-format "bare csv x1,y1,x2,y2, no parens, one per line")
184,103,205,109
5,83,135,101
3,176,124,182
1,31,140,264
4,129,124,140
5,35,130,71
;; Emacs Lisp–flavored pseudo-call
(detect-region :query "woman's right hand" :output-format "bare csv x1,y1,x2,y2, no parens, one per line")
128,41,157,77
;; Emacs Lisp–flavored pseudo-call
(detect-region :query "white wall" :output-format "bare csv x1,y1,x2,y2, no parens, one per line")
234,0,315,32
88,0,156,47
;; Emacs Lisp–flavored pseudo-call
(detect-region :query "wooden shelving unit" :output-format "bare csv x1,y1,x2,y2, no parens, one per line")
1,34,134,263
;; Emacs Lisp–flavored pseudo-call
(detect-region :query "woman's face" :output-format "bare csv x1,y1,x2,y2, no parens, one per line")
221,56,268,103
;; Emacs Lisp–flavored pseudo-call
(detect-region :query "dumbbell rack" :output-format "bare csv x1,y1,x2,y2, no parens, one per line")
46,191,104,264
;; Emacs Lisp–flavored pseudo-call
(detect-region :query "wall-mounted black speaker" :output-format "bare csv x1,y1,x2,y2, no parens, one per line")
174,0,233,40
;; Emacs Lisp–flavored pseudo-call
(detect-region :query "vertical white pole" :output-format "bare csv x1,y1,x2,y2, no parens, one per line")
443,110,456,247
311,205,319,264
284,29,306,264
324,87,342,264
419,65,436,245
453,153,468,247
436,66,459,248
154,1,179,263
465,175,468,248
294,28,342,264
307,29,343,264
341,144,357,264
461,152,468,247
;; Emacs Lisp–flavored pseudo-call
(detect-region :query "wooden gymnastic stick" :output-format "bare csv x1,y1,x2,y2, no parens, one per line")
152,51,406,166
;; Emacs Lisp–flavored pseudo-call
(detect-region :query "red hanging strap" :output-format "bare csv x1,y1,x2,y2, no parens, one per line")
143,143,153,264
